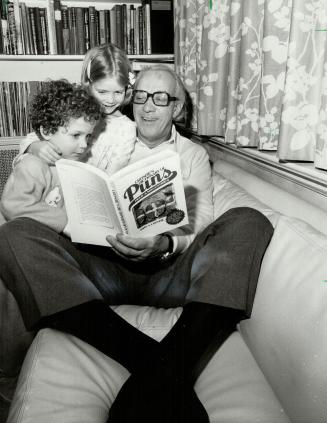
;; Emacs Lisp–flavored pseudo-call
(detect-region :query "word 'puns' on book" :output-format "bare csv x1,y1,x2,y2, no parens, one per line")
56,150,188,246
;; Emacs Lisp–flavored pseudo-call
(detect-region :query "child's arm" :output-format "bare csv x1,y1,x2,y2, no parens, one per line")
0,156,67,232
18,133,62,165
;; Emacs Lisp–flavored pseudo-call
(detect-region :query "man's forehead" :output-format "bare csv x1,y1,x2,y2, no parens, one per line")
137,70,175,91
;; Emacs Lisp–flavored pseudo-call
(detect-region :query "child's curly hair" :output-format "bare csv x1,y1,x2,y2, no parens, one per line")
29,79,102,138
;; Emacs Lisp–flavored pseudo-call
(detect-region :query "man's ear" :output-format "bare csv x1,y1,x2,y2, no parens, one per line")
172,102,184,120
39,126,51,141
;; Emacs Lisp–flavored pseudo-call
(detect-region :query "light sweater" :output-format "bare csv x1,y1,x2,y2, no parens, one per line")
0,154,67,232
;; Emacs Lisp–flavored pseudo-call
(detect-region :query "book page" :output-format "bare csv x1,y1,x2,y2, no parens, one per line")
56,160,121,246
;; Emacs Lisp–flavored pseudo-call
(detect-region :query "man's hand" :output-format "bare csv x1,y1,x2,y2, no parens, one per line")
106,233,170,262
28,141,62,165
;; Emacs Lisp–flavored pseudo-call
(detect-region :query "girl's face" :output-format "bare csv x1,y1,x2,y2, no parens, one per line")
90,77,126,116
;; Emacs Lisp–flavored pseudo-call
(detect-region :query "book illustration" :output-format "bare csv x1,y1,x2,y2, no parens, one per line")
133,183,184,229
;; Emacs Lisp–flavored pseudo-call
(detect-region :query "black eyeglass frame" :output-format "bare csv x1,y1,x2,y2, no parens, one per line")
132,90,178,106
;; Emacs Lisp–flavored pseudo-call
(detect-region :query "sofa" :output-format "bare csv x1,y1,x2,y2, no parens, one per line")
1,156,327,423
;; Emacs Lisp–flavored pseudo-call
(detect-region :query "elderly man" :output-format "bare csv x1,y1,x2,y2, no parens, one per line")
0,66,273,423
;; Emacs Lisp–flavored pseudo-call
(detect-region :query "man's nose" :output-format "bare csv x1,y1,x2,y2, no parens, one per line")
143,96,156,112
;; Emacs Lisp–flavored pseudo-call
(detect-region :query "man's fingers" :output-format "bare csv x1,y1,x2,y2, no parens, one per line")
106,235,143,257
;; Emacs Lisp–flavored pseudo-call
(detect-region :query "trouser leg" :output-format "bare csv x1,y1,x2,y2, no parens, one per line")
0,218,146,330
185,207,274,316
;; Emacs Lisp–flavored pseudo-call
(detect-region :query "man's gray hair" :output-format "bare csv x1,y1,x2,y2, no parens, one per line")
134,64,187,108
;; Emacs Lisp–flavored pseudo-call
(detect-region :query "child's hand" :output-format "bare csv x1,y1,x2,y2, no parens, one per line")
28,141,62,165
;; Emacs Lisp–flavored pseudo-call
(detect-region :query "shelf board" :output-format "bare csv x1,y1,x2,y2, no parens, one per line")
0,54,174,62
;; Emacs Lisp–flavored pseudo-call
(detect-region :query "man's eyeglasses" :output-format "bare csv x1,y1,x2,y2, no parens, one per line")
132,90,178,107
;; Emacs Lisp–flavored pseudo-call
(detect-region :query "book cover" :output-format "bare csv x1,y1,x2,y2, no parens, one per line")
56,150,188,246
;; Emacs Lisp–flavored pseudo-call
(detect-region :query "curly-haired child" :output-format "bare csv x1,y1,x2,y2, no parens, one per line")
0,79,102,233
19,44,136,176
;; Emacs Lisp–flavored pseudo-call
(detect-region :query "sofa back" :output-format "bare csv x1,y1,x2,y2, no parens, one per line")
240,215,327,423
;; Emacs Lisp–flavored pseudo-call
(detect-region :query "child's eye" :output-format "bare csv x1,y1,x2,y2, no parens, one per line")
73,134,80,139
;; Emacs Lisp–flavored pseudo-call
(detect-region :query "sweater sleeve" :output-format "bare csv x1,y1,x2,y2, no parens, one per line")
169,145,214,254
0,156,67,233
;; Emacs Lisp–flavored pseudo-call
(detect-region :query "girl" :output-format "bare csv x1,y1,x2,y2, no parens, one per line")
19,44,136,176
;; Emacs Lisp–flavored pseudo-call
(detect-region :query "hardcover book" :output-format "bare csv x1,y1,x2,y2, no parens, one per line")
56,150,188,246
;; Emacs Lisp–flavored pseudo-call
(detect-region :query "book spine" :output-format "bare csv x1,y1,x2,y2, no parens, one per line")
0,7,4,54
134,6,139,55
54,0,63,54
109,8,116,46
138,5,144,55
98,9,106,45
7,1,17,54
109,182,129,235
69,7,77,55
1,0,9,54
130,5,135,55
75,7,85,55
88,5,96,48
19,3,27,54
122,3,127,52
126,4,131,54
12,0,23,53
115,5,122,50
28,7,37,55
45,0,57,54
33,7,44,54
143,1,151,54
40,8,49,55
84,7,90,51
104,9,110,43
61,4,69,54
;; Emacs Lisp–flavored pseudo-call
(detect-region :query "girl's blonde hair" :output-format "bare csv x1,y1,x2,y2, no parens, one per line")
81,43,133,106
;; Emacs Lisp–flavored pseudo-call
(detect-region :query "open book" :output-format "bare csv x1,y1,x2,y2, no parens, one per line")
56,150,188,246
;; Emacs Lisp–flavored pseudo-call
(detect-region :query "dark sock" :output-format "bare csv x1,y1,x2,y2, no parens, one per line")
39,300,160,373
108,302,244,423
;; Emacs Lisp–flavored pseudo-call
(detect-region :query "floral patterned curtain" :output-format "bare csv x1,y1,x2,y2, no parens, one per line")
174,0,327,169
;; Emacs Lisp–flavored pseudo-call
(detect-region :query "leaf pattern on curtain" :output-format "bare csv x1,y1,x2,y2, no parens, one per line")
174,0,327,169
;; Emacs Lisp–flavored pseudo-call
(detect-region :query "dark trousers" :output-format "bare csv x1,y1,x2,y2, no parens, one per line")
0,207,273,331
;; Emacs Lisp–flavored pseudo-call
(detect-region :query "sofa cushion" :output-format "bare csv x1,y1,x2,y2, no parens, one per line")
240,215,327,423
212,173,279,227
8,308,290,423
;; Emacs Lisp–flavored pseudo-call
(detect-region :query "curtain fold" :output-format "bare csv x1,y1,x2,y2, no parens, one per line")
174,0,327,169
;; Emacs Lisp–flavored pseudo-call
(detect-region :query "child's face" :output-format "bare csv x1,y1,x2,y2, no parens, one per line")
90,77,126,116
49,117,96,161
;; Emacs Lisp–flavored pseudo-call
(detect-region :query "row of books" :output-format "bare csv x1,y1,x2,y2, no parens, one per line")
0,81,45,137
0,0,174,56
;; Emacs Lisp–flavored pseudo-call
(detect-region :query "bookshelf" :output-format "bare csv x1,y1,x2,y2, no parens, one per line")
0,0,174,137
